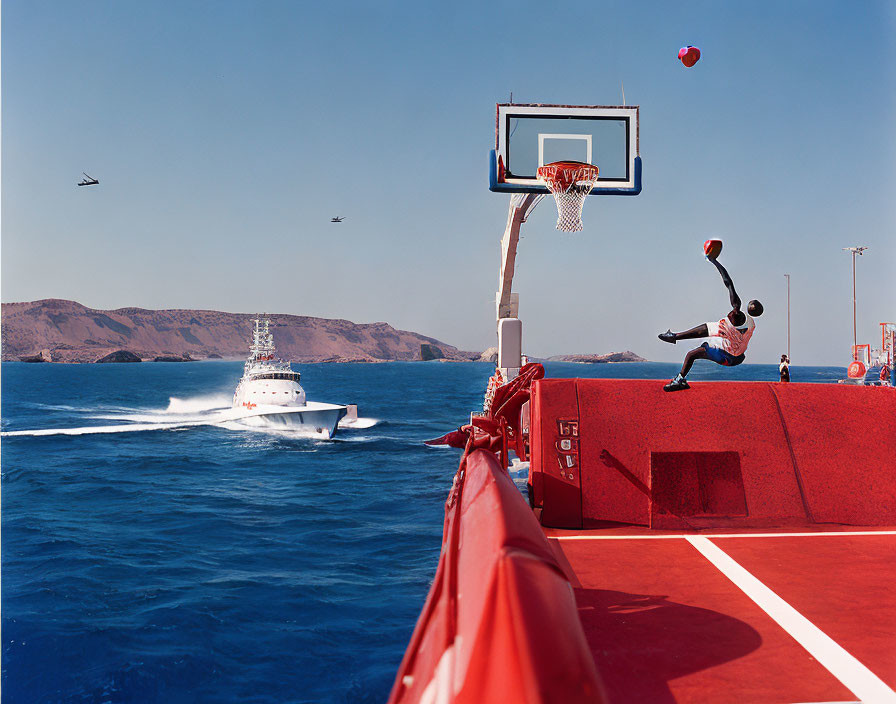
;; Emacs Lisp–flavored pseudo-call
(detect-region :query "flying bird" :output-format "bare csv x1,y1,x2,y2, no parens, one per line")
330,216,345,223
78,173,99,186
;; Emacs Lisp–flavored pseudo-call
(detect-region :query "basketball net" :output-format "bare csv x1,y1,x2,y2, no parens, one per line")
536,161,599,232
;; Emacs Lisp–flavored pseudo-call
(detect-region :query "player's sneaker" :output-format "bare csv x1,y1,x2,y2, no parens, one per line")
658,330,677,344
663,375,690,392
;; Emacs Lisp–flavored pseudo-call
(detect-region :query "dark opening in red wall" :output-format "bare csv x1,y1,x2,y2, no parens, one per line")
650,452,747,528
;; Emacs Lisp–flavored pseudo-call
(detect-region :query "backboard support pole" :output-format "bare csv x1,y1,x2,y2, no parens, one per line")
497,194,542,319
496,193,543,380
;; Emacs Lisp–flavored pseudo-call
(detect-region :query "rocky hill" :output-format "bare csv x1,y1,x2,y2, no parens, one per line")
1,299,473,363
548,351,646,363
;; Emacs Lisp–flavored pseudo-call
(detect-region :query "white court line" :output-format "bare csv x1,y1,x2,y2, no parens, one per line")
552,530,896,540
687,535,896,703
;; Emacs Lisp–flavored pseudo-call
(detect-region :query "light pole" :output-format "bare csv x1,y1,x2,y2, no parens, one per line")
784,274,790,360
842,246,868,356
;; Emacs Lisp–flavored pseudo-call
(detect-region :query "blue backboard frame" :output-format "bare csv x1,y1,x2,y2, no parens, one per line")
489,104,642,196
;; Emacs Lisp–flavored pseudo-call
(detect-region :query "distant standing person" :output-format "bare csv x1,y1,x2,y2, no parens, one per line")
779,355,790,382
658,243,764,392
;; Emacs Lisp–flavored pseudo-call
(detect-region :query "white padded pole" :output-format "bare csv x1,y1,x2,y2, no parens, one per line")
497,318,522,370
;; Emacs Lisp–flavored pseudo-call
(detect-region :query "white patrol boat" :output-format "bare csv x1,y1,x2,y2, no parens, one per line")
233,318,348,437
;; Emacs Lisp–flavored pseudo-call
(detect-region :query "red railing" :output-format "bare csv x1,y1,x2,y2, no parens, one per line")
388,448,605,704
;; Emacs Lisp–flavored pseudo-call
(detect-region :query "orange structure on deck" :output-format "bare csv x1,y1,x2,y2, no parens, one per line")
390,380,896,704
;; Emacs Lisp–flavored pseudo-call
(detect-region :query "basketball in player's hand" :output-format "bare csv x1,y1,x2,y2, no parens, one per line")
703,239,723,260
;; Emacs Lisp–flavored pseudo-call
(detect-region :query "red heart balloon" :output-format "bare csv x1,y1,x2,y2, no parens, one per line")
678,46,701,68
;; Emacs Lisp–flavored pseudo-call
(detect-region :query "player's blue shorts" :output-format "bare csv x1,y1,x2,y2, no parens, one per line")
701,342,745,367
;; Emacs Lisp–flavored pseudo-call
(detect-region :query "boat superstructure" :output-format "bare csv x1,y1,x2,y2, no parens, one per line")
233,318,347,437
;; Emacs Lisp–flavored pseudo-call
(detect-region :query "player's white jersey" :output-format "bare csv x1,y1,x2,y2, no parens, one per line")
705,315,755,356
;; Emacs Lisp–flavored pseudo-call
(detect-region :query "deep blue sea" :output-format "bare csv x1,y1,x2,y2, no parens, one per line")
1,360,848,703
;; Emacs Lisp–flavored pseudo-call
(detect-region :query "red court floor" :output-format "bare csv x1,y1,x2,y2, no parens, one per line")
544,526,896,704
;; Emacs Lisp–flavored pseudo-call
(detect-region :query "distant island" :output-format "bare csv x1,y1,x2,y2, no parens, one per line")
547,351,647,363
475,348,646,364
1,299,476,364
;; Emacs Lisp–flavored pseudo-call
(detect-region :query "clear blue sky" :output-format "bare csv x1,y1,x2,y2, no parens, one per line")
3,1,894,365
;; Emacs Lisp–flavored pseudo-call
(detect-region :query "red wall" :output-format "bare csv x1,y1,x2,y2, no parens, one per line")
529,380,896,529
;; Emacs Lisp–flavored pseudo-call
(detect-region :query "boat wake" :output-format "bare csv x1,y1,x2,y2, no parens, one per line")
2,395,378,438
1,420,208,437
164,394,233,415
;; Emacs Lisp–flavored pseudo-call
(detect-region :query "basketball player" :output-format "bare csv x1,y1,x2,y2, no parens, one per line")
658,257,763,391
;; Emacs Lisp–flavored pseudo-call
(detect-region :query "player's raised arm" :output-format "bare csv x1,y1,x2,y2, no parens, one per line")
710,258,741,312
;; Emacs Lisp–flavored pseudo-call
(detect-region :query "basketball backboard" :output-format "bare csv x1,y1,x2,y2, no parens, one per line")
489,103,641,195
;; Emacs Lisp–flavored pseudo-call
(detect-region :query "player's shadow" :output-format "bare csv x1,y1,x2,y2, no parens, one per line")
575,588,762,703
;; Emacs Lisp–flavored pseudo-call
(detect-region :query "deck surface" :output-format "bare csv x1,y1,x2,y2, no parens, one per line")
544,525,896,704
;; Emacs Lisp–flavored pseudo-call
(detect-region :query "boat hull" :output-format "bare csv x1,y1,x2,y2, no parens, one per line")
234,402,347,438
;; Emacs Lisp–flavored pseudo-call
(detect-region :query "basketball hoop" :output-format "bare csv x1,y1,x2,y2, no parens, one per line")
536,161,600,232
